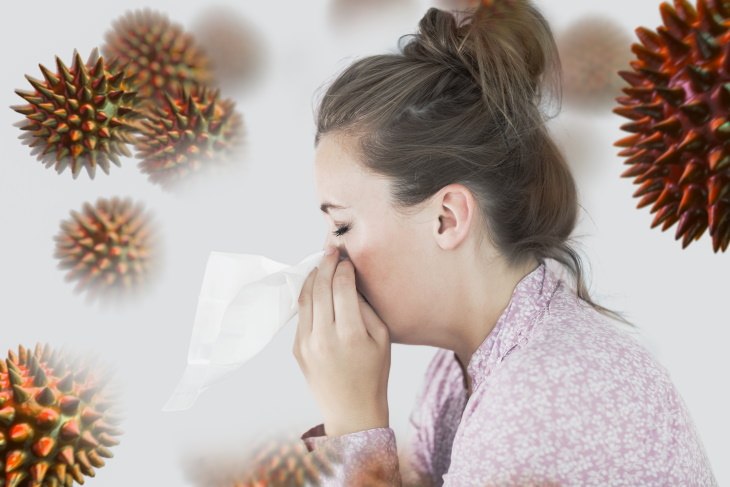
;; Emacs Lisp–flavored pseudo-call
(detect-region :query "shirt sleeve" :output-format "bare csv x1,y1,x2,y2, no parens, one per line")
300,423,402,486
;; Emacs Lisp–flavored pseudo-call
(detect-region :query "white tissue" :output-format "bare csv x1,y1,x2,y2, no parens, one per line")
162,250,324,411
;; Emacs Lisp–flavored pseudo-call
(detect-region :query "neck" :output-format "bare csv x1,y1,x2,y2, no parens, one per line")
447,252,539,372
393,246,539,383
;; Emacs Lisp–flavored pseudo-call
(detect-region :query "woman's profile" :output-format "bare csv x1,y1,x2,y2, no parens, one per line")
292,1,718,485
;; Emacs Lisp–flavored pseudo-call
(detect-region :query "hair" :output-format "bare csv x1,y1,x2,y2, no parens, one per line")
314,2,627,324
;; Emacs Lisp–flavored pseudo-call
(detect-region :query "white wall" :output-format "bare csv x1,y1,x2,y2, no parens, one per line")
0,0,726,485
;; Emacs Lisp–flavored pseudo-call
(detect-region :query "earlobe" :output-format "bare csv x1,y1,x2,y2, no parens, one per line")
434,185,474,250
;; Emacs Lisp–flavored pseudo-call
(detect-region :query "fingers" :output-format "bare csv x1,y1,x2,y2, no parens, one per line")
301,248,388,345
332,259,363,336
358,293,390,344
295,266,317,356
312,248,339,329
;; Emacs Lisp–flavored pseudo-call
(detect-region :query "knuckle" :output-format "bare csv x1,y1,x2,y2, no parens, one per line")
375,326,389,343
313,281,331,297
297,341,313,361
311,334,333,356
298,288,313,307
340,332,359,350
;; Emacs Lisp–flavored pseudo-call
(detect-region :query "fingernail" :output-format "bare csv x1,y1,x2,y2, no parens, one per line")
324,247,337,256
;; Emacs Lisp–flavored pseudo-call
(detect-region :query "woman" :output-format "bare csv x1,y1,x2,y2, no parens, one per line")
293,1,718,485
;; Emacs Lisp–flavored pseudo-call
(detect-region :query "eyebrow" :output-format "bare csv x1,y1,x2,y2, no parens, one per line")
320,202,348,214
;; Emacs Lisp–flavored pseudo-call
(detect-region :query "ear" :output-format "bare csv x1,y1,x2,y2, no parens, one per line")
432,184,477,250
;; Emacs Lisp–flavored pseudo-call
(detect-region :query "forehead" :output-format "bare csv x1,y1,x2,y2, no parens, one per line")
313,134,390,205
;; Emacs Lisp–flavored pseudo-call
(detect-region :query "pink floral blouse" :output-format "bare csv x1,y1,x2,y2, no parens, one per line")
301,264,718,486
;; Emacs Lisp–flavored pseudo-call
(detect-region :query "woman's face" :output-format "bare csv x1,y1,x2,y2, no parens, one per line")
313,133,438,343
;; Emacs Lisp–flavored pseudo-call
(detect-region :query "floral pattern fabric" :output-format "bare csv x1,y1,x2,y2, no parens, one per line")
302,263,718,486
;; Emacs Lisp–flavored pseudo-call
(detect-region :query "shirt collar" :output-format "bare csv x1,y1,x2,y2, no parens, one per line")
465,263,562,390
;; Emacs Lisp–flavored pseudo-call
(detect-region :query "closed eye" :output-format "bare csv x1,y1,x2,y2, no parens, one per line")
333,224,351,237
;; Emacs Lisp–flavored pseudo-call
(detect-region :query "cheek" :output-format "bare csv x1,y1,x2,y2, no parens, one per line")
347,243,402,314
338,216,409,311
348,242,416,341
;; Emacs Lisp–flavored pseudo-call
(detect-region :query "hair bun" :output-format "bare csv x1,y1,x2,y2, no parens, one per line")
402,8,468,73
405,1,561,123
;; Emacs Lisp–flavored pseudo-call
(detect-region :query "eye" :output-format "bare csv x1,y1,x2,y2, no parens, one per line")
332,223,351,237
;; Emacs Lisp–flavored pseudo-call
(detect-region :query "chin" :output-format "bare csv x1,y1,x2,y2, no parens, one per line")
376,317,414,345
388,331,422,346
367,299,415,344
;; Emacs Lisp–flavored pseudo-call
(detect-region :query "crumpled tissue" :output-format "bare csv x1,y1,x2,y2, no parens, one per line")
162,250,324,411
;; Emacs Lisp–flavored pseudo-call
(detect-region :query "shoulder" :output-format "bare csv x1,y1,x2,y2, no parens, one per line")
447,291,715,485
446,288,701,481
494,287,677,408
535,289,670,385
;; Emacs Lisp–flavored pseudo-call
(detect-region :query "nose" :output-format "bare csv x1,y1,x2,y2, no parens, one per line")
322,233,337,252
322,236,348,261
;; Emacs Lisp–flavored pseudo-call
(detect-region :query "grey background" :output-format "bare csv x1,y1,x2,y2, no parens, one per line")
0,0,726,485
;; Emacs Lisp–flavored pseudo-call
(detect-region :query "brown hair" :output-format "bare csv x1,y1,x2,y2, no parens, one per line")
315,2,626,323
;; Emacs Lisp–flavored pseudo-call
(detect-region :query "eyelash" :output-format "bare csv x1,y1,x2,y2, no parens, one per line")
333,223,351,237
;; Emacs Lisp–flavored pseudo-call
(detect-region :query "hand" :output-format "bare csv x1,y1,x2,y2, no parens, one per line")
293,248,391,437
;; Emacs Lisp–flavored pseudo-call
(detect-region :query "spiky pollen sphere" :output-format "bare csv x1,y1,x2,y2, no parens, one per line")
558,16,633,111
231,436,395,487
11,50,141,179
231,438,335,487
614,0,730,252
0,344,121,487
54,197,155,300
184,435,336,487
434,0,521,17
102,8,213,107
134,86,243,189
434,0,480,11
191,7,267,95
